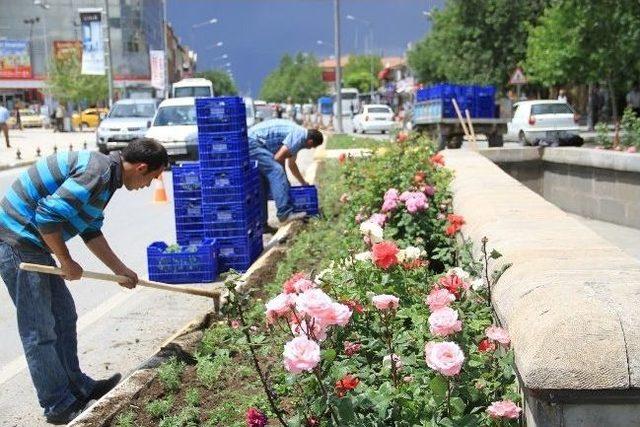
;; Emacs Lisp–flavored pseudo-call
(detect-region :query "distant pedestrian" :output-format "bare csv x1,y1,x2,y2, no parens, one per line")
350,102,355,119
275,104,283,119
557,89,568,103
55,104,65,132
0,104,10,148
626,82,640,117
15,106,22,130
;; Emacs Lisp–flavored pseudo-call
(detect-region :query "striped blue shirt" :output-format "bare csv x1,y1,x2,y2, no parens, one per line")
0,151,123,252
247,119,308,156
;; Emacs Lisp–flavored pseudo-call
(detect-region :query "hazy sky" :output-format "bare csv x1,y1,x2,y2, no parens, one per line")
167,0,442,97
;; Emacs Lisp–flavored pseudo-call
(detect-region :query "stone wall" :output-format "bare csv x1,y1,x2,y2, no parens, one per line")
442,149,640,426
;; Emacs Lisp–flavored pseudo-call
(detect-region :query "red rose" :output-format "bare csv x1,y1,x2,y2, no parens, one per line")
478,338,496,353
414,171,426,184
430,153,445,166
335,374,360,397
372,241,399,270
342,299,364,314
338,153,347,165
402,259,428,270
445,214,465,236
246,407,267,427
437,273,466,298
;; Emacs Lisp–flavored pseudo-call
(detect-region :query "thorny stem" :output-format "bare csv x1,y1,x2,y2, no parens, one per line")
446,377,451,417
313,367,339,424
481,236,492,304
234,292,288,427
379,311,399,387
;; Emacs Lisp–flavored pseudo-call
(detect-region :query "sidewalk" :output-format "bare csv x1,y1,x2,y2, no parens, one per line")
0,128,98,170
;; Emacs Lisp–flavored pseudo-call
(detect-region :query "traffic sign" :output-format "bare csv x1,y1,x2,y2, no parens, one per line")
509,67,527,85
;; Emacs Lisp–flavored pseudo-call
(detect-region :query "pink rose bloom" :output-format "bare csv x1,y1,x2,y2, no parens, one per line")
291,319,328,341
404,192,428,213
423,185,435,197
627,146,637,153
355,213,366,223
424,341,464,376
344,341,362,357
283,272,307,294
381,198,398,212
318,303,352,327
383,353,403,370
372,294,400,311
399,191,412,202
428,307,462,337
369,213,387,227
486,325,510,346
230,319,241,329
426,288,455,311
384,188,399,201
265,293,295,324
292,277,316,294
295,288,334,319
339,193,349,203
487,400,522,420
283,336,321,374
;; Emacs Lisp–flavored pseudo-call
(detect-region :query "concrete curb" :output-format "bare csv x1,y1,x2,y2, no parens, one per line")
0,159,36,172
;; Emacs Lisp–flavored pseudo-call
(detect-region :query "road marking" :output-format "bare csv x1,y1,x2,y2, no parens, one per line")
0,288,138,385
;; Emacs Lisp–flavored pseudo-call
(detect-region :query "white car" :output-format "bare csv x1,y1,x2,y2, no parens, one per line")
507,100,580,145
352,104,396,134
96,98,159,154
145,97,198,162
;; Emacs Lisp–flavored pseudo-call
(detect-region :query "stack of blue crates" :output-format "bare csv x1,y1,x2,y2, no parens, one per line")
415,84,495,118
196,97,264,273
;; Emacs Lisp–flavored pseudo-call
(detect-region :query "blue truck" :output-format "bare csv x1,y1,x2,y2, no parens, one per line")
412,83,508,148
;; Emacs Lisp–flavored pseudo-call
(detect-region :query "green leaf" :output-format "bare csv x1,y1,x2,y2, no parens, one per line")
335,397,356,424
429,376,448,404
450,397,466,415
323,348,337,364
489,249,502,259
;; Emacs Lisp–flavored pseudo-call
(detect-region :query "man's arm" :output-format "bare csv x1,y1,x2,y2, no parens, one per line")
41,230,83,280
274,145,291,165
287,155,308,186
84,235,138,288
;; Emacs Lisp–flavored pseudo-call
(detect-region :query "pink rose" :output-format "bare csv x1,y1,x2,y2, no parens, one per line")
399,191,412,202
318,303,352,327
283,336,321,374
384,188,399,201
381,198,398,212
423,185,435,197
295,288,334,319
426,288,455,311
383,353,403,370
486,325,510,346
428,307,462,337
627,146,637,153
355,213,366,223
344,341,362,357
291,319,328,341
372,294,400,311
230,319,241,329
265,293,295,324
292,278,316,294
487,400,521,420
369,213,387,227
424,341,464,376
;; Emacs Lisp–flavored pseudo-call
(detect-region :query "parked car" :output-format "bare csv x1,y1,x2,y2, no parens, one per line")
96,99,159,154
507,100,579,145
244,97,256,128
72,107,109,130
145,97,198,162
352,104,396,134
254,100,274,123
7,109,44,128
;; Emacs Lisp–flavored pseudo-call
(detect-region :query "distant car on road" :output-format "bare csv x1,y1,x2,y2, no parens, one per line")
254,100,274,123
507,100,579,145
72,107,109,130
244,97,256,128
352,104,396,134
7,109,44,128
145,97,198,162
96,98,159,154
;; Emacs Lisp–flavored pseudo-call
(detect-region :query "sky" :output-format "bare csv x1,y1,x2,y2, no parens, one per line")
167,0,442,97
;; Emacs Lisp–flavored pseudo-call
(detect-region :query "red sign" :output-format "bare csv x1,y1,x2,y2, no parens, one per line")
322,70,335,82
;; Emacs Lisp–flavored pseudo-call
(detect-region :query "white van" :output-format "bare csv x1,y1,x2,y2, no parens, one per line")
171,78,214,98
145,97,198,161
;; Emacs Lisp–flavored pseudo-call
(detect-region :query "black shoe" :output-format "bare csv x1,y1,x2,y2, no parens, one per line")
45,399,86,425
88,373,121,401
263,225,279,235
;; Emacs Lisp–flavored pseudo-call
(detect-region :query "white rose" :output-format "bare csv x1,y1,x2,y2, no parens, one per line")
404,246,422,261
359,221,384,243
396,249,407,263
354,251,372,262
447,267,470,281
471,278,485,290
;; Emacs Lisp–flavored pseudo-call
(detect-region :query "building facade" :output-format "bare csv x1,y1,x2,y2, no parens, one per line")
0,0,194,109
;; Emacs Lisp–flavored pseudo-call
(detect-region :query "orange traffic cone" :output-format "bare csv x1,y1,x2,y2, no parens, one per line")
153,174,169,203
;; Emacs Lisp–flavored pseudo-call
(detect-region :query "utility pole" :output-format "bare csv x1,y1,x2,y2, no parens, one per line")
163,0,170,98
333,0,343,133
103,0,114,107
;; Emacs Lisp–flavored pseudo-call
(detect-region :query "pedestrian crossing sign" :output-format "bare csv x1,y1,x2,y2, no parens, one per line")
509,67,527,85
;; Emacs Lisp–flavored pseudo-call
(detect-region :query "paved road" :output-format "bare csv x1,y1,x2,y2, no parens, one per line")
0,146,315,426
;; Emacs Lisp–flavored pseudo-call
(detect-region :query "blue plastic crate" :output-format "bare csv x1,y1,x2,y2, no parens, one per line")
217,233,263,272
196,97,246,125
199,150,251,170
197,122,247,134
176,229,206,246
174,198,202,221
172,162,201,198
201,173,261,205
147,239,218,284
289,185,319,215
200,162,257,191
198,130,248,153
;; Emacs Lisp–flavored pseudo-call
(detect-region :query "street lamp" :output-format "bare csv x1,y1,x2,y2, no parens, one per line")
33,0,50,78
192,17,218,29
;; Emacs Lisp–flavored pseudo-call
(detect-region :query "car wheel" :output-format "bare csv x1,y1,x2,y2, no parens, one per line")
361,128,366,134
518,131,528,146
381,130,386,134
352,126,357,133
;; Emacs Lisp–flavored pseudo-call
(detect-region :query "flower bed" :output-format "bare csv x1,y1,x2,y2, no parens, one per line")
110,134,520,427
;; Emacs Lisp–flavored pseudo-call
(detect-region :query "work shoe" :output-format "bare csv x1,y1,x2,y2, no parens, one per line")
88,373,122,401
263,224,279,235
45,399,87,425
278,212,307,225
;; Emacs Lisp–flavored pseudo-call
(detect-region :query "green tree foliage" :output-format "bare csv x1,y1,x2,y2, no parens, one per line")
343,55,383,93
407,0,548,88
46,55,107,105
260,53,325,103
526,0,640,119
194,69,238,95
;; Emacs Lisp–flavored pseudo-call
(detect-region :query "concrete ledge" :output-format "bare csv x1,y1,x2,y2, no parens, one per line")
479,146,542,164
443,150,640,424
543,147,640,173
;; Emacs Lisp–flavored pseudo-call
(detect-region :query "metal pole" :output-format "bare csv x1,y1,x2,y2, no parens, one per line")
369,25,374,102
103,0,114,107
333,0,343,133
162,0,169,98
41,15,49,73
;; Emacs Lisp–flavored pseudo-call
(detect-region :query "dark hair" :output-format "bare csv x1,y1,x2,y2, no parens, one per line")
307,129,324,147
122,138,168,172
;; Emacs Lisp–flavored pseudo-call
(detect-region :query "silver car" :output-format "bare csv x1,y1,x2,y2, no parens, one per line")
96,99,159,153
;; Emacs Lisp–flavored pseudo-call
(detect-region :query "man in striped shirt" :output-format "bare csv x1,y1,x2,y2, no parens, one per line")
0,138,168,424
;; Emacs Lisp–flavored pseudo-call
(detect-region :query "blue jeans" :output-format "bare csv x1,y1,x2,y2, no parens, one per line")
249,145,293,222
0,242,95,417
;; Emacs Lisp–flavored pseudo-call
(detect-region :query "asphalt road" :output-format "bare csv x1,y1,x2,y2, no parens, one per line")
0,146,315,426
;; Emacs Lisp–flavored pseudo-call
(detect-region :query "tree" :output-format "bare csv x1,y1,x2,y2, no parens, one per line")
407,0,548,89
260,53,325,103
526,0,640,120
194,69,238,95
46,55,107,106
342,55,382,94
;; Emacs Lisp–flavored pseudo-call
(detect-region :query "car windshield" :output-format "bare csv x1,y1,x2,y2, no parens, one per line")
109,103,156,118
174,86,211,97
256,105,272,117
531,103,573,115
368,107,392,114
153,105,196,126
341,92,358,100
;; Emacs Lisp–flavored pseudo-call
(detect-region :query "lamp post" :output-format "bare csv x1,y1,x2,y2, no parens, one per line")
333,0,343,133
33,1,50,73
346,14,375,102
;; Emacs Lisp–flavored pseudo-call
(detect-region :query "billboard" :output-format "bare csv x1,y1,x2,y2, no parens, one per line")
149,50,165,90
80,9,105,75
53,40,82,62
0,40,31,79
